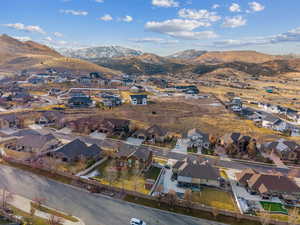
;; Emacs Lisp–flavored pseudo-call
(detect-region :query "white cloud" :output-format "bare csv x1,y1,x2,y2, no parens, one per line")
130,37,179,44
152,0,179,8
99,14,113,21
60,9,88,16
223,16,246,28
95,0,104,2
248,1,265,12
212,4,220,9
145,19,216,40
44,36,53,42
178,8,221,22
3,23,46,34
229,3,241,12
53,32,63,38
213,27,300,48
13,36,32,42
122,15,133,22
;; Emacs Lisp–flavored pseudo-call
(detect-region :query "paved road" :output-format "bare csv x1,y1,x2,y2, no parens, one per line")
0,164,226,225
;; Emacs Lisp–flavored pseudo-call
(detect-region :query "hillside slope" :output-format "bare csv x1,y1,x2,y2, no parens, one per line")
192,50,279,64
0,34,121,76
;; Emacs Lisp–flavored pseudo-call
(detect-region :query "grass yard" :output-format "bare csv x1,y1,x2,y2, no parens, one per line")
10,206,54,225
94,159,150,194
144,166,162,180
192,187,238,212
220,170,229,179
31,202,78,222
153,157,167,165
260,201,288,214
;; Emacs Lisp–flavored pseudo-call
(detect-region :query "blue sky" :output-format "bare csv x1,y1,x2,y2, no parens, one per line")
1,0,300,55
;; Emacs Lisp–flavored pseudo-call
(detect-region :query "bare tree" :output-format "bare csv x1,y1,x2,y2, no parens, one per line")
48,215,64,225
33,196,47,209
155,185,164,206
165,189,178,209
105,169,117,187
288,207,299,225
260,208,271,225
183,189,193,212
211,207,219,219
0,189,14,210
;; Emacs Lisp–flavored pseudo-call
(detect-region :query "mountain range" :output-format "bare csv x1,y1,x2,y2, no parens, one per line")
1,34,300,79
58,46,143,59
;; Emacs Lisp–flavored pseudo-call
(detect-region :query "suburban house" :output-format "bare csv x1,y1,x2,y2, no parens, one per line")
50,139,102,163
186,128,211,151
35,111,63,125
10,91,32,103
101,95,122,107
98,118,130,136
113,144,153,171
130,95,148,105
68,96,93,108
5,133,61,153
261,139,300,164
77,76,92,85
132,125,169,143
48,88,61,96
27,76,45,85
172,158,221,188
261,115,281,129
219,132,256,155
130,85,145,93
0,114,23,129
236,168,300,200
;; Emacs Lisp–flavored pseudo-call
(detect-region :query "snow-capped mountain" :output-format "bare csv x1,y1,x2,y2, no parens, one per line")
168,49,207,60
59,46,143,59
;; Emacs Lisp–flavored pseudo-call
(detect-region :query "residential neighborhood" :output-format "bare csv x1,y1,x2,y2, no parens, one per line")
2,1,300,224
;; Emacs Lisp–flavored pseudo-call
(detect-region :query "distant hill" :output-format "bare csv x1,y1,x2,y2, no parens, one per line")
94,53,186,76
59,46,143,60
192,50,279,64
192,60,299,77
168,49,207,60
0,34,121,76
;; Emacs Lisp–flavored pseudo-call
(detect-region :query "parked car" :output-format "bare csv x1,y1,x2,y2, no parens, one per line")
130,218,146,225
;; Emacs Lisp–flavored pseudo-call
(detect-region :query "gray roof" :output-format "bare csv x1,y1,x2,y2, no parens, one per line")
174,158,220,180
15,133,57,149
262,115,280,123
55,139,101,161
10,129,41,137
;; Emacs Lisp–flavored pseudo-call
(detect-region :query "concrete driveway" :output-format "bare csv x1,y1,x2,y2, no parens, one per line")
172,139,188,154
0,165,227,225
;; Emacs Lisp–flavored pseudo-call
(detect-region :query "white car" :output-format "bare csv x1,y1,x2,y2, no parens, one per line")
130,218,147,225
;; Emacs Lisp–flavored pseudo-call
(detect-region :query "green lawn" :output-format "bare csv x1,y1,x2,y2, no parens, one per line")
260,202,288,214
144,166,162,180
192,187,238,212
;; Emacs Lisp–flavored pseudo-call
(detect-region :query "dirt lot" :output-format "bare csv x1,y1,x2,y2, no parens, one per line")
63,92,292,142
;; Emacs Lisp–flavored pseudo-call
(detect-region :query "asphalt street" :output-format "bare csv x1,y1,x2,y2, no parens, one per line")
0,164,226,225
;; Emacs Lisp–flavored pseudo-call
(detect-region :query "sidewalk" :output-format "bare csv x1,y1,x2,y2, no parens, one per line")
6,190,85,225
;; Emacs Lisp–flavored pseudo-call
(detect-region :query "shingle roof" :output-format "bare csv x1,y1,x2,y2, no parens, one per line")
147,125,167,137
55,139,101,161
175,158,220,181
16,133,57,150
248,173,300,194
